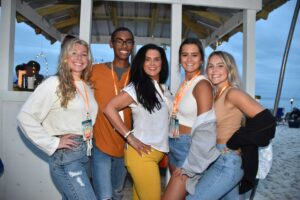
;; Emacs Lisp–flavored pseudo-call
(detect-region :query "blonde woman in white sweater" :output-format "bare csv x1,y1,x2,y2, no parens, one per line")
17,38,98,200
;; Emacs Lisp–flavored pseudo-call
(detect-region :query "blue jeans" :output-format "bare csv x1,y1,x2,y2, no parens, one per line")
168,134,192,168
91,144,127,200
186,144,243,200
49,137,96,200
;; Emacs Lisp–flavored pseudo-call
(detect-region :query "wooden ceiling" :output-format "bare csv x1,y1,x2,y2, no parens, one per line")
1,0,288,48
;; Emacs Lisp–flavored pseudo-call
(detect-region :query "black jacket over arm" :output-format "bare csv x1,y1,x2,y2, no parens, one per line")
227,109,276,194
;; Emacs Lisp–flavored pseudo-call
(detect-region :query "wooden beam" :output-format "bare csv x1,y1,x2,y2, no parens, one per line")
91,35,170,45
183,27,190,38
111,3,119,27
36,4,79,16
54,16,79,29
257,0,288,20
206,0,287,47
93,14,170,23
205,11,243,47
16,0,61,41
107,0,262,10
149,4,158,37
16,13,27,23
182,13,209,38
188,10,223,24
257,9,269,20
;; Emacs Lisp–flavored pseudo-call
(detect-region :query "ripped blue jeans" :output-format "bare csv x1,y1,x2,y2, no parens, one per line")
49,136,96,200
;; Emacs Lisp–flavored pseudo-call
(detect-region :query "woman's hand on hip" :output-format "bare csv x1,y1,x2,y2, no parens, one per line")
127,134,151,156
57,134,79,149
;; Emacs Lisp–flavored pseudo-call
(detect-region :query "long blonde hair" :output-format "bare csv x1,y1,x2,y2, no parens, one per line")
206,51,241,88
56,38,93,108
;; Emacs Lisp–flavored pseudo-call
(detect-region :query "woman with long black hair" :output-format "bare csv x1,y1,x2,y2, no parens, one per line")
104,43,172,200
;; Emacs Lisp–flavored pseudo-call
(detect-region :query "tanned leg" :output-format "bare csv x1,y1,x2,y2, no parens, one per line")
162,171,187,200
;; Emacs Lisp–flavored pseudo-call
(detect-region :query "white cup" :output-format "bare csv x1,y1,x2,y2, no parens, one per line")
27,76,35,89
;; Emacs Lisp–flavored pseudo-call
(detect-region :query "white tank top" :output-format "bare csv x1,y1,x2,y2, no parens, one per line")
176,75,208,127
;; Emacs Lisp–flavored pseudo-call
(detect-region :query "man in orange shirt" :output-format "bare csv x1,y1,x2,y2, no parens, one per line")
91,27,134,200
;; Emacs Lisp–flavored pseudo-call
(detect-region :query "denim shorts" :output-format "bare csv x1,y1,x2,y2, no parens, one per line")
49,136,96,200
168,134,192,168
186,144,243,200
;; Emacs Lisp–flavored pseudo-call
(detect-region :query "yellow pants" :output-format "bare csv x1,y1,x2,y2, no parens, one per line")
125,145,164,200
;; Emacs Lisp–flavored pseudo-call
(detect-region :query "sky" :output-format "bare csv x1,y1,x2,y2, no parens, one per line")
1,0,299,113
208,0,300,113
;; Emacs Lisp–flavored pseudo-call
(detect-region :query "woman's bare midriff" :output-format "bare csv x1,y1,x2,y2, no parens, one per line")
179,124,192,134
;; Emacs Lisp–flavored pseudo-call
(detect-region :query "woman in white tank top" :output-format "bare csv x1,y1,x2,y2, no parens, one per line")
163,38,214,200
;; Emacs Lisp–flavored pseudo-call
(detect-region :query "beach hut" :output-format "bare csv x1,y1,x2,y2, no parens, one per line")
0,0,291,199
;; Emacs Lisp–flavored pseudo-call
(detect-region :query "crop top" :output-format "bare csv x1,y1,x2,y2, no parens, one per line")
176,75,209,127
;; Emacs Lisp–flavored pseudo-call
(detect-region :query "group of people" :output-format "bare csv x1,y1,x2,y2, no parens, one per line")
17,27,276,200
14,60,44,90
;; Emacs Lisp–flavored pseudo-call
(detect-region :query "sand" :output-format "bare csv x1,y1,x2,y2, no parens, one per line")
122,124,300,200
252,125,300,200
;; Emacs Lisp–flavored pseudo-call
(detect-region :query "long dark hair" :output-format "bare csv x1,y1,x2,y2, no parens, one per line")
130,44,169,113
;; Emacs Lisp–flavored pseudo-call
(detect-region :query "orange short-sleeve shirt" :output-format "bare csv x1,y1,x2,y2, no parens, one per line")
91,63,132,157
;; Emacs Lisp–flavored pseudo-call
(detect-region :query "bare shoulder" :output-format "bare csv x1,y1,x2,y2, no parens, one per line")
193,79,213,114
194,79,213,94
226,87,246,100
226,87,264,117
226,87,254,106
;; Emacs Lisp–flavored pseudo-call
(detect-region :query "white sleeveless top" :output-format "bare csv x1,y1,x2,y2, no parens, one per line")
176,75,208,127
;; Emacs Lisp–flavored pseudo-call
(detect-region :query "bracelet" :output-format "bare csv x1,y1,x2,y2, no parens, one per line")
124,130,134,139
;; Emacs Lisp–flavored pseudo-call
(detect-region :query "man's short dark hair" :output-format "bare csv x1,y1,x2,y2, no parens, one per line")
111,27,134,41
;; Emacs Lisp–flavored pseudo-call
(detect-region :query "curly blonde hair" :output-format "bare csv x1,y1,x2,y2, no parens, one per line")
56,38,93,108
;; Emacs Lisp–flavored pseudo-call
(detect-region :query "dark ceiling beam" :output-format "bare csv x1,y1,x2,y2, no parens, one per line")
183,27,190,39
111,3,119,27
188,10,223,24
36,4,79,16
257,9,269,20
16,13,27,23
59,26,74,34
15,0,61,42
206,0,288,47
182,13,209,38
107,0,262,10
54,16,79,29
149,4,158,37
93,13,170,23
257,0,288,20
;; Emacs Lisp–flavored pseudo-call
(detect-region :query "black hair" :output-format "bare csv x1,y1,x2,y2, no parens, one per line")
179,38,205,67
15,63,26,74
111,27,134,41
130,43,169,113
27,60,41,72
